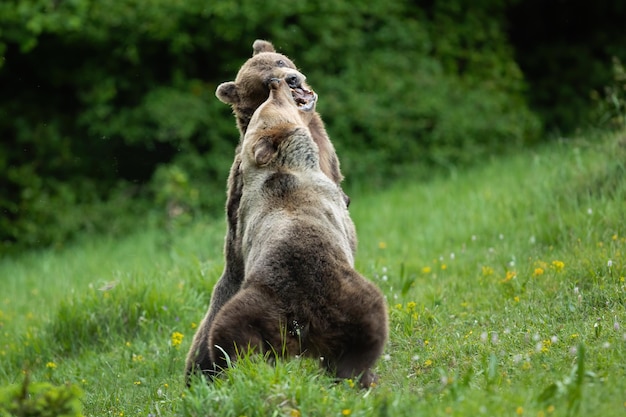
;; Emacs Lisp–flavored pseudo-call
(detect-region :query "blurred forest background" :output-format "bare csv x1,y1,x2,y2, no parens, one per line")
1,0,625,253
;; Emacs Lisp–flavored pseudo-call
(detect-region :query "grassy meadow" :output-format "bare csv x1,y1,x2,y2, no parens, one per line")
1,131,625,416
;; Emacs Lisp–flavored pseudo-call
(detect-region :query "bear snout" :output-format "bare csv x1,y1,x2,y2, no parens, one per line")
285,73,302,89
264,71,304,89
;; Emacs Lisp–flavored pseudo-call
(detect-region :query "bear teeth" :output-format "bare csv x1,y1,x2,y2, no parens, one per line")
291,87,316,109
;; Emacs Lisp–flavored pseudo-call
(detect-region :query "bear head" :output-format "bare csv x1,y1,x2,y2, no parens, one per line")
244,78,318,168
216,40,317,135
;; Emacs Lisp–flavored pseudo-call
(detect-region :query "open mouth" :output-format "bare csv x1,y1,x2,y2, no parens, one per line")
291,87,317,112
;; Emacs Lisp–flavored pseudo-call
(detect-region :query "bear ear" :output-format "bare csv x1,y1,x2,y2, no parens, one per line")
253,39,276,55
215,82,239,105
253,137,277,166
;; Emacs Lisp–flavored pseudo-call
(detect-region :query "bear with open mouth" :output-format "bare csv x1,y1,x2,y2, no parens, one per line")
206,78,388,388
185,40,353,384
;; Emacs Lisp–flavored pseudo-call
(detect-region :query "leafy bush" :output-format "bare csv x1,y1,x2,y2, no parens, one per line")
507,0,626,131
0,376,83,417
591,57,626,130
0,0,541,251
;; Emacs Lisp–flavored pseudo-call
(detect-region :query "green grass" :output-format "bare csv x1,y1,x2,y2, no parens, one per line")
1,131,625,416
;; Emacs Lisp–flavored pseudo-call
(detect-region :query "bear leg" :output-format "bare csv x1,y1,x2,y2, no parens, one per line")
184,156,245,384
331,346,382,388
184,262,244,383
208,288,284,374
326,293,388,388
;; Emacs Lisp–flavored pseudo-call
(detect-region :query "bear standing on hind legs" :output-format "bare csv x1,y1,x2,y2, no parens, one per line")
208,77,388,388
185,40,353,383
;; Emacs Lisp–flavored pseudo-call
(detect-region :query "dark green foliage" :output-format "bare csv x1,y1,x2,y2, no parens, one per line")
590,57,626,130
14,0,625,251
263,0,540,181
0,375,84,417
508,0,626,132
0,0,235,252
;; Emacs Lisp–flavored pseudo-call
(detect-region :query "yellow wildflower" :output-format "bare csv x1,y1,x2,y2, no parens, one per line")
342,409,352,416
46,362,56,369
551,260,564,272
424,359,433,367
171,331,184,348
290,409,301,417
533,267,544,276
482,266,494,276
516,406,524,415
422,266,432,274
501,270,516,283
406,301,416,311
378,241,387,249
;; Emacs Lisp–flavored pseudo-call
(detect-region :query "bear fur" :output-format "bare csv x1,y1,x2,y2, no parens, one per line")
185,40,352,382
207,78,388,387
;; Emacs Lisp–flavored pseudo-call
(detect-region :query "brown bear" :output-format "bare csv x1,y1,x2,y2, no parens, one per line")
185,40,353,382
207,77,388,388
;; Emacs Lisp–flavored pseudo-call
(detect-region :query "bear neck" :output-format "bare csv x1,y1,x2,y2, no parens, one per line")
272,129,319,172
236,105,257,136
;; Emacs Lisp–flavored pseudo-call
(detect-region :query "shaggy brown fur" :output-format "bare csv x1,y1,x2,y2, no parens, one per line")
185,40,352,382
207,78,388,388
